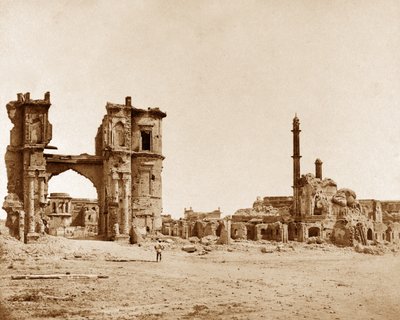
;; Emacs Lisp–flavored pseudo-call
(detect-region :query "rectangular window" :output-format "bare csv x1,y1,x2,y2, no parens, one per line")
141,131,151,151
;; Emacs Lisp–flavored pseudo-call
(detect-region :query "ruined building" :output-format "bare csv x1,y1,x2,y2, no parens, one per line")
162,208,224,239
44,193,99,237
3,92,166,243
162,115,400,246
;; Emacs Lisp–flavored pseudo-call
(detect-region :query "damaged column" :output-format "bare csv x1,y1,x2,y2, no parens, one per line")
121,174,131,235
26,170,37,237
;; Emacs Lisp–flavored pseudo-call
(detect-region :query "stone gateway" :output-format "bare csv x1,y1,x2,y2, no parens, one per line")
3,92,166,243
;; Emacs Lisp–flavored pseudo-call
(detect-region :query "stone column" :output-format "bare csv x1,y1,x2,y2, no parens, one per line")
225,216,232,245
111,172,120,235
39,176,46,205
107,201,118,240
26,170,40,242
121,176,130,235
27,171,36,234
18,210,25,241
113,177,119,203
282,224,288,243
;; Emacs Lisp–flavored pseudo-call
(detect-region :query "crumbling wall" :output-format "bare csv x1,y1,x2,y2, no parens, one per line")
331,220,354,246
231,222,247,240
190,221,206,238
203,221,218,237
298,174,337,217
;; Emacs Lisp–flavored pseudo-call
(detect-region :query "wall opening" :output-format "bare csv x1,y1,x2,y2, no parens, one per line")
141,131,151,151
386,228,392,242
216,223,223,237
246,226,254,240
308,227,320,237
367,228,373,240
288,223,297,241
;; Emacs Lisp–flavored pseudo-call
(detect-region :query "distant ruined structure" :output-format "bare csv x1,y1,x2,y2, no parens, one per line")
3,92,166,243
162,208,224,239
162,115,400,246
44,193,99,238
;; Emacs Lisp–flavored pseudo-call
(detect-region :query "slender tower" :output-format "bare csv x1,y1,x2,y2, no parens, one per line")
291,114,301,216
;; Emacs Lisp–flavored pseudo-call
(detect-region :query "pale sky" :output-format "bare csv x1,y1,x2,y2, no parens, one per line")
1,0,399,219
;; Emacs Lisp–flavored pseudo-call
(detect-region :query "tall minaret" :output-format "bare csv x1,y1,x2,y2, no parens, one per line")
291,114,301,216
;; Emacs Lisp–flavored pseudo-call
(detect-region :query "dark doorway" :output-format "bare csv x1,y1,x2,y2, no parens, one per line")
308,227,320,237
367,228,373,240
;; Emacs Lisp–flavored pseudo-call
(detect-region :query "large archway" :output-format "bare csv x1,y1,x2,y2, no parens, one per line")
45,154,103,195
45,170,99,238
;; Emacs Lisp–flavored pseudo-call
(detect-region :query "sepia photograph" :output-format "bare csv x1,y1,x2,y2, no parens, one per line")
0,1,399,319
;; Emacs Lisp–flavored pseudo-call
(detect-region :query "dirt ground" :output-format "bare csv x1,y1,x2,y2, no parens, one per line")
0,229,399,320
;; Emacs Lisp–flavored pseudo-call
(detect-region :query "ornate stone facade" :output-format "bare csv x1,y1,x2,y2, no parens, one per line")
3,93,166,243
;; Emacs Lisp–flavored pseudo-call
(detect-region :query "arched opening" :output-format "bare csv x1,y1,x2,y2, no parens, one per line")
367,229,373,240
308,227,320,237
46,170,98,238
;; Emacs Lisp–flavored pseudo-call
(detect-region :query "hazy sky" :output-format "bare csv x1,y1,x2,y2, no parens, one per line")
1,0,399,219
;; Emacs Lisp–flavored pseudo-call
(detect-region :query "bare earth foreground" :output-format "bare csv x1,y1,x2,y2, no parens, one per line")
1,226,399,319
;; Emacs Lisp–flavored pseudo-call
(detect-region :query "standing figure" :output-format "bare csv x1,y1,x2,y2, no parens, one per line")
154,240,164,262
